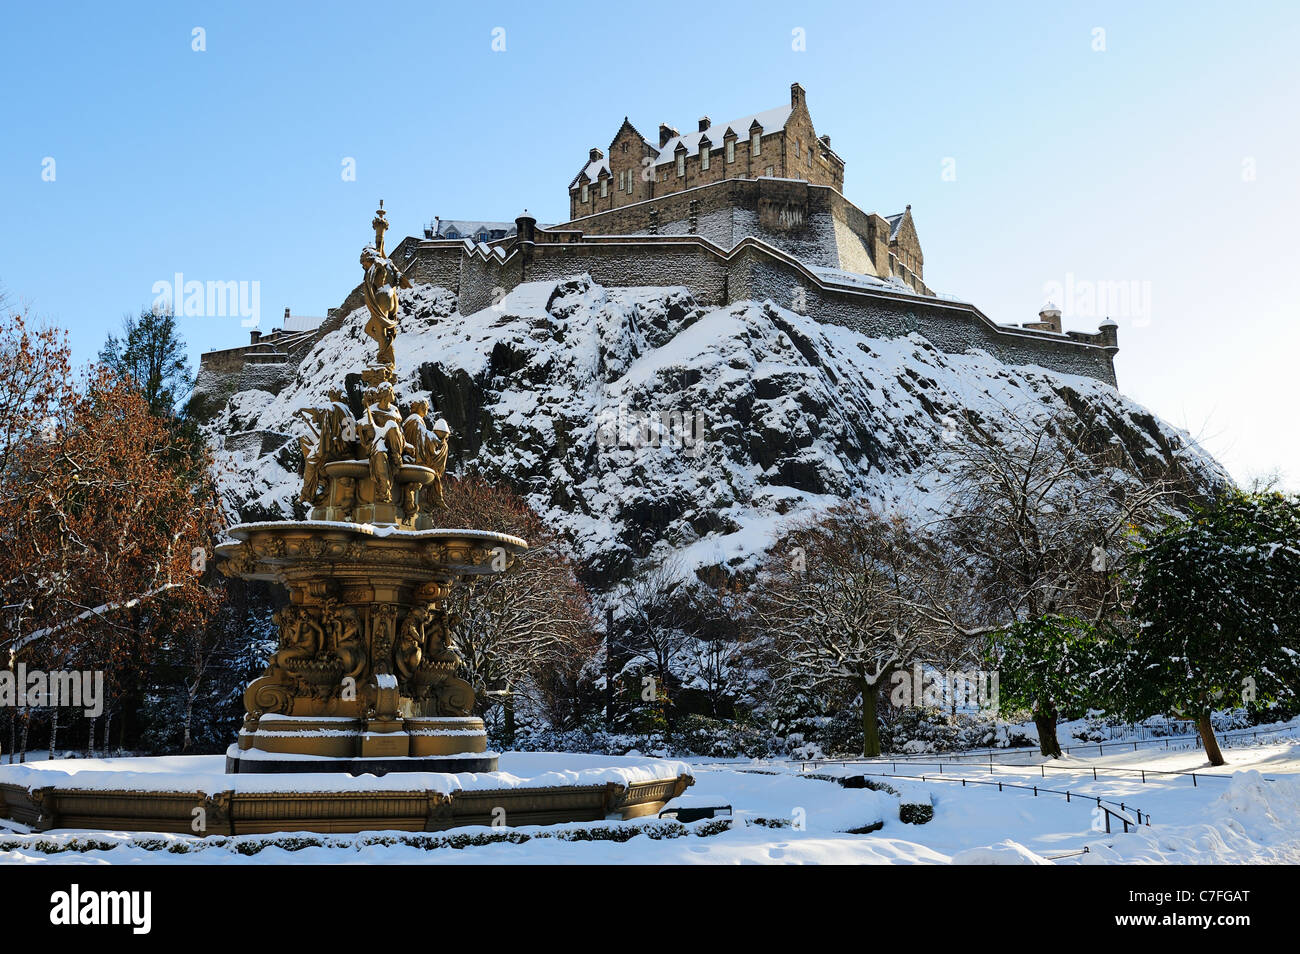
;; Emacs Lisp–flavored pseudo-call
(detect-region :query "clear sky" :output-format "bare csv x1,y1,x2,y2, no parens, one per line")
3,1,1297,488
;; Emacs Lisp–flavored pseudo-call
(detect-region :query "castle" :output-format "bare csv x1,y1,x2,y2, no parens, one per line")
193,83,1119,421
566,83,928,296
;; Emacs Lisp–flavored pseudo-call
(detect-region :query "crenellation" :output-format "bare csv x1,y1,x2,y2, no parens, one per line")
195,84,1123,421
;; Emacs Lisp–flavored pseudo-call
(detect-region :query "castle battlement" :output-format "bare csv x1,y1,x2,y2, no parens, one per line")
194,86,1122,420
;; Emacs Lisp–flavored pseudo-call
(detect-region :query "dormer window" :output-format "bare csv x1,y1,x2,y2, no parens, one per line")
726,139,735,163
600,177,608,197
676,151,685,177
581,183,589,203
751,128,761,155
476,231,489,243
700,142,710,171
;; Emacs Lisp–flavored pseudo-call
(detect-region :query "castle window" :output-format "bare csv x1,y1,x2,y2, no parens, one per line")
600,177,608,197
476,231,488,243
765,166,773,178
726,139,735,163
581,183,589,203
700,146,710,171
676,152,685,177
751,130,761,155
618,170,625,191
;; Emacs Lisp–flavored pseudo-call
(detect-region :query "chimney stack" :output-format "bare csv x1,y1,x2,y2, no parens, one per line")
791,82,806,109
589,147,604,162
284,307,291,322
698,116,711,132
659,123,679,148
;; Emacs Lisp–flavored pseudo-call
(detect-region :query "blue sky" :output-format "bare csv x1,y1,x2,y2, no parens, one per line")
3,1,1297,487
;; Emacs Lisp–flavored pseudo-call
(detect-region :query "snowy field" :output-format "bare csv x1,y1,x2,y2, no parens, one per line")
3,728,1299,865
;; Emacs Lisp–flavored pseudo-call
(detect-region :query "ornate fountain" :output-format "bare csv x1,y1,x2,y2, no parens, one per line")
217,202,526,774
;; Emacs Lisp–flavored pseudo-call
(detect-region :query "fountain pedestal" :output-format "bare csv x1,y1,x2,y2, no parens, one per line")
217,520,525,774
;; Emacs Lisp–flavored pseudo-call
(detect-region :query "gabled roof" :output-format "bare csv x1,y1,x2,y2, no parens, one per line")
653,104,793,166
569,157,610,190
569,118,653,191
609,116,653,153
886,211,907,241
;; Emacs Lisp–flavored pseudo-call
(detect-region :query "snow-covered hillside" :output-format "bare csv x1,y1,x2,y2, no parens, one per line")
208,276,1227,585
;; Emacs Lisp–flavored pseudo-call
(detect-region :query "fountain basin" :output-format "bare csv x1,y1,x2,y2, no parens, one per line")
0,753,693,835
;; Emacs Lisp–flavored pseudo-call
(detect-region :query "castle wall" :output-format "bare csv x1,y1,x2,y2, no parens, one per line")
198,220,1120,421
731,247,1118,386
561,178,880,275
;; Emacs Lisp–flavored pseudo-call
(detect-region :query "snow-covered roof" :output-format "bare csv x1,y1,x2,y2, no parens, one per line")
428,219,517,240
576,158,610,183
282,313,324,333
654,104,793,166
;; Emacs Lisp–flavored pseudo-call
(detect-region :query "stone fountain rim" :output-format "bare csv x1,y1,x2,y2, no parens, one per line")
216,521,527,551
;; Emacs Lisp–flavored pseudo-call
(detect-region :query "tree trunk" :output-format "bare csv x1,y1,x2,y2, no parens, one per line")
860,681,881,757
1034,704,1062,759
503,692,516,747
1197,712,1226,766
48,707,58,759
19,709,29,763
604,608,615,729
183,689,196,753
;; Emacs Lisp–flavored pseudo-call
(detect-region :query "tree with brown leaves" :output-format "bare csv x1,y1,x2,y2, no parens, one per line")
1,310,222,759
440,474,597,740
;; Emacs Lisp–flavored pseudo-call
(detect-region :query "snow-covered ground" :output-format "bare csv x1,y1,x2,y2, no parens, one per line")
3,731,1298,864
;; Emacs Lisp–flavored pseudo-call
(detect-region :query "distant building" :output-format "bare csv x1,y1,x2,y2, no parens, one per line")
563,83,927,294
249,307,324,345
424,218,517,243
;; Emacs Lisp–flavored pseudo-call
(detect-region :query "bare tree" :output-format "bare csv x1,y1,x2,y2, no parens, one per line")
611,558,698,712
753,502,959,757
934,409,1189,754
440,475,596,739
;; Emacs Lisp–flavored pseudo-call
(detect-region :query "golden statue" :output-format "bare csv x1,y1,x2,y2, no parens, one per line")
362,382,405,503
360,200,412,369
295,387,355,504
218,204,528,775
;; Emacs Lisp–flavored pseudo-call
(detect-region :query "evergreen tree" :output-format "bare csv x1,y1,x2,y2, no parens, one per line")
99,307,192,417
984,615,1106,758
1115,490,1300,765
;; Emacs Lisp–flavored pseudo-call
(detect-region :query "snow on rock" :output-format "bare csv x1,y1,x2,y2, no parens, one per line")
207,275,1228,586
